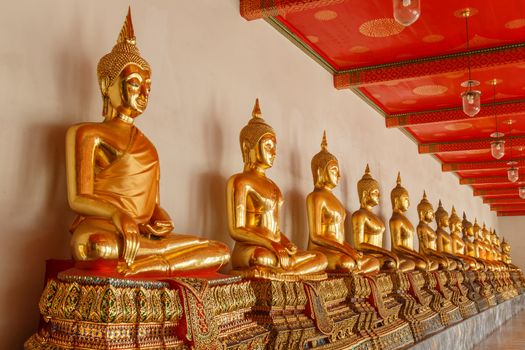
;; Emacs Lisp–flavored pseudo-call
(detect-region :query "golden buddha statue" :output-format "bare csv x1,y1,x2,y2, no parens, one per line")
462,213,484,270
306,132,380,274
389,173,435,271
473,219,487,261
351,165,405,271
416,191,449,270
482,224,494,262
226,99,328,280
434,201,462,270
501,238,519,270
66,9,230,276
449,207,478,270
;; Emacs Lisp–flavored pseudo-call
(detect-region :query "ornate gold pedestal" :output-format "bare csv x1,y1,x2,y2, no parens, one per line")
388,272,444,341
355,274,414,350
419,271,462,327
248,277,368,349
445,271,478,319
25,272,269,350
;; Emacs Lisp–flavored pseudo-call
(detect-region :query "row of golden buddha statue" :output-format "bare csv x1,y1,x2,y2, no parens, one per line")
26,9,524,350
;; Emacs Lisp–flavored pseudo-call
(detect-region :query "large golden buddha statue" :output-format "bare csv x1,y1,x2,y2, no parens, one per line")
226,99,327,280
306,132,380,274
351,165,404,271
416,192,449,270
434,201,462,270
448,207,478,270
389,173,435,271
66,9,230,276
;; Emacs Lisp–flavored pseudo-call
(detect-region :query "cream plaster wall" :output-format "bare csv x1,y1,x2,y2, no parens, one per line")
0,0,500,347
497,217,525,270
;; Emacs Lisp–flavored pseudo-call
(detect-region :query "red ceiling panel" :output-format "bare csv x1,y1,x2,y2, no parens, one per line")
278,0,525,70
242,0,525,214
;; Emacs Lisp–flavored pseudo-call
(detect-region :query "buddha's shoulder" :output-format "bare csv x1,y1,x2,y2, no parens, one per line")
67,122,115,139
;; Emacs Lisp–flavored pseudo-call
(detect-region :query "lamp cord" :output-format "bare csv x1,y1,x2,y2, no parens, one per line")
465,14,473,86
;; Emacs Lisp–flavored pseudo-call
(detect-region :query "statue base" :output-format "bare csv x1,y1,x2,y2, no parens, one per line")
423,271,462,327
446,271,478,319
24,260,269,350
390,272,444,341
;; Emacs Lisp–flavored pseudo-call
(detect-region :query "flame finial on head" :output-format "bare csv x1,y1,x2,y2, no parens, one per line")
252,98,262,118
321,130,328,150
118,7,136,45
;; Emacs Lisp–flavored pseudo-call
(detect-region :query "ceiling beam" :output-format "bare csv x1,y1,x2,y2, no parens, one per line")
334,43,525,89
240,0,345,21
460,177,510,185
386,99,525,128
491,204,525,211
419,135,525,154
498,210,525,216
483,197,525,204
443,158,525,172
474,188,520,197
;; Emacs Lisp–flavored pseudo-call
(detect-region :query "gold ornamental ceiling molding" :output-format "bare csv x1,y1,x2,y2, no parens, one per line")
442,158,525,172
240,0,346,21
460,176,515,185
483,197,525,204
491,204,525,211
386,99,525,128
418,135,525,154
497,210,525,216
475,188,522,197
334,43,525,89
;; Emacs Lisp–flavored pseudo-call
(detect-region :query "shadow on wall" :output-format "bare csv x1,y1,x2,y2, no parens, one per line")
6,9,95,346
286,146,308,249
5,122,72,349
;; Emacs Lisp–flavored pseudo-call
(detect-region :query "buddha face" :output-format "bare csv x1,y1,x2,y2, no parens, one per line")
438,215,449,229
324,161,340,189
107,64,151,118
424,208,434,222
395,193,410,212
256,134,276,169
363,187,380,207
451,220,462,233
465,226,474,238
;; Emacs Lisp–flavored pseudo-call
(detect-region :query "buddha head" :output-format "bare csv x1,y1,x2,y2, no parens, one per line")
501,238,511,254
482,223,491,244
449,206,462,234
357,165,380,208
391,172,409,212
311,131,340,189
473,219,482,240
97,8,151,121
239,99,276,171
462,212,474,239
417,191,434,223
434,200,449,229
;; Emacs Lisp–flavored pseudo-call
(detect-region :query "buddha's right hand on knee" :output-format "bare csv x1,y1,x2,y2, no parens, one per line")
271,241,291,269
112,211,141,265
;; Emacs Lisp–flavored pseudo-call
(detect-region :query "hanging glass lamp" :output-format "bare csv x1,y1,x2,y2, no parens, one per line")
393,0,421,26
461,80,481,117
507,162,519,183
490,132,505,159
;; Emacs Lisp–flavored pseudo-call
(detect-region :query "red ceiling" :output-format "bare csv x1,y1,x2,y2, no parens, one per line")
241,0,525,215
